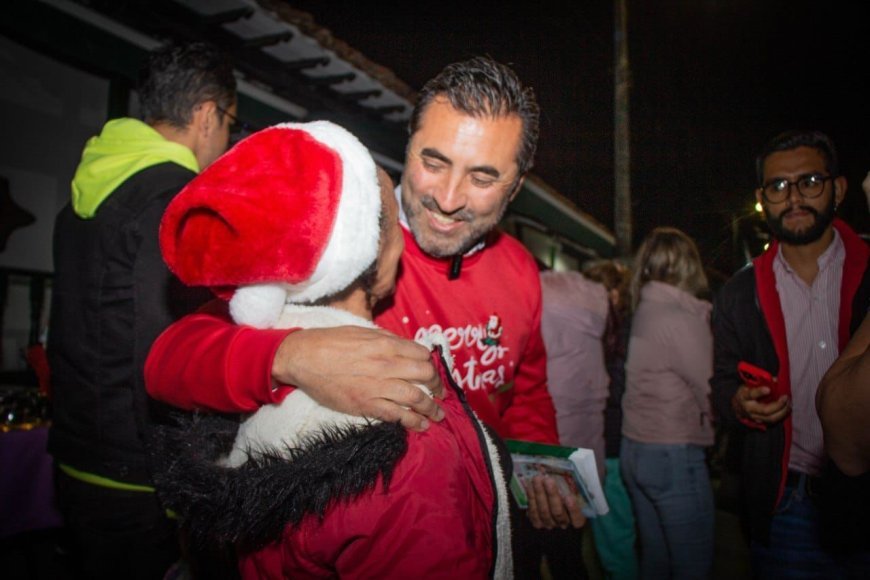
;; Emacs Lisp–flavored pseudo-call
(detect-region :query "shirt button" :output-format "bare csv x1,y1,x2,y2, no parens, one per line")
819,341,827,349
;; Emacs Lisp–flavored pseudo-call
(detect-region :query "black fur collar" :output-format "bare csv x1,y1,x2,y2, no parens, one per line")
150,410,408,552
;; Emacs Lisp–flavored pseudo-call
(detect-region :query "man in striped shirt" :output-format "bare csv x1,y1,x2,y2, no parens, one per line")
711,130,869,577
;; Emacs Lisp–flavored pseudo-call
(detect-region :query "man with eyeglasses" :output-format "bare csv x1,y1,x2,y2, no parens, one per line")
217,105,257,144
711,130,869,576
47,40,237,579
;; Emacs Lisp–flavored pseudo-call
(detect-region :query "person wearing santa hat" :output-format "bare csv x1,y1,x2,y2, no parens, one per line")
145,55,584,542
151,121,512,578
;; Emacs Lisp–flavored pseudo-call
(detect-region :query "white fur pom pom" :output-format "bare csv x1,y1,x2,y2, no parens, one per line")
229,284,287,329
415,330,454,373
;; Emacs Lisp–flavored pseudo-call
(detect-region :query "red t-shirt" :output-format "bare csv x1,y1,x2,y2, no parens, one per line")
375,227,556,443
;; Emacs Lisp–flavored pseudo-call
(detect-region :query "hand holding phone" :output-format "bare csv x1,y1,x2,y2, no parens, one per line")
737,361,783,404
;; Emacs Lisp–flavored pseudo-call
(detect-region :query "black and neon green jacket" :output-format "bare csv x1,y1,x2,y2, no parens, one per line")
48,118,209,487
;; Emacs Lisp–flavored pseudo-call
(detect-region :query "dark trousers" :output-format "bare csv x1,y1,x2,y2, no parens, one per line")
750,473,870,579
512,497,589,580
54,467,180,580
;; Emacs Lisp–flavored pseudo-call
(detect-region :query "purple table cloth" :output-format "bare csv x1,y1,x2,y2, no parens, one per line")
0,426,63,538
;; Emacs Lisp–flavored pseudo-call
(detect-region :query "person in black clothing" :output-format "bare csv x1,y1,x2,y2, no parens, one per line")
711,130,869,577
47,41,237,579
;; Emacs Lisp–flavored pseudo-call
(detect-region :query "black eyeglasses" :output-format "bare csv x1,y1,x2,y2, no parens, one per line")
760,174,834,204
216,106,258,140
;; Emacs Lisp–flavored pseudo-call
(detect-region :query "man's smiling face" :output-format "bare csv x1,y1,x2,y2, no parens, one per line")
401,97,524,258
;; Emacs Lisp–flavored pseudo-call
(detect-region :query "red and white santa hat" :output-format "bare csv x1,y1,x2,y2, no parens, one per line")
159,120,381,328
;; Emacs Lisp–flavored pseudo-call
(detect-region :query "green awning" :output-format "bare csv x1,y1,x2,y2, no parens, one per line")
507,175,615,259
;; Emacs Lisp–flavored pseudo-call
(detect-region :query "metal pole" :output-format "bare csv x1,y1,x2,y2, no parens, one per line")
614,0,632,257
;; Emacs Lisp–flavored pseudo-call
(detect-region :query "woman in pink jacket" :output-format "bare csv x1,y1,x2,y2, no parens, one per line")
619,227,715,579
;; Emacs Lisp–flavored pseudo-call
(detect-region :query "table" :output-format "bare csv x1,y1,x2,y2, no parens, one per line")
0,425,63,538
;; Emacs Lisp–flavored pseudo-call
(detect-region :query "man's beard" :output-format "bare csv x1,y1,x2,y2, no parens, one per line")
765,195,836,246
401,190,510,258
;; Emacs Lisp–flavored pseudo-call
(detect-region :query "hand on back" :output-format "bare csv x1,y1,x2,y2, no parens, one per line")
272,325,445,431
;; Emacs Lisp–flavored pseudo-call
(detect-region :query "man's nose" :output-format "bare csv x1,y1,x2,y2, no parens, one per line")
782,182,804,206
433,173,467,214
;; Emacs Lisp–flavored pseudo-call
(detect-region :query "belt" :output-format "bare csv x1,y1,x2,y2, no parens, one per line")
785,470,819,495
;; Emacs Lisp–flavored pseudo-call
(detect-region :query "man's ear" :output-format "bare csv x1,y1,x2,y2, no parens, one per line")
190,101,218,138
187,101,219,166
508,175,526,203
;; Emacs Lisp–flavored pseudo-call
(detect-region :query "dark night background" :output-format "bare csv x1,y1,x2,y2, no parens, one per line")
286,0,870,276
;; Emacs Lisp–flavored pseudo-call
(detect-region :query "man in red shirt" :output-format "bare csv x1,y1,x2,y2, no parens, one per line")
146,56,583,533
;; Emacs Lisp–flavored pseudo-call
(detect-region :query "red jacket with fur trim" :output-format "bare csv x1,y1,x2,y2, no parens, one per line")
239,359,506,579
151,305,511,579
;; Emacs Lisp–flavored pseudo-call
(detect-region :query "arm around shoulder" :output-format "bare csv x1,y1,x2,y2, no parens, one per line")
145,300,294,412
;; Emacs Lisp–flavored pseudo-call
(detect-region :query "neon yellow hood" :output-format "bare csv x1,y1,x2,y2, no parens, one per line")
71,118,200,218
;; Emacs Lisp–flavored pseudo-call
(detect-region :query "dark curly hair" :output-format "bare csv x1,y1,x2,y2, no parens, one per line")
138,41,236,128
755,130,839,186
409,56,540,176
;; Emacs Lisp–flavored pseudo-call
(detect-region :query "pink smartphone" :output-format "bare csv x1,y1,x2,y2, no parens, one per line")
737,361,783,404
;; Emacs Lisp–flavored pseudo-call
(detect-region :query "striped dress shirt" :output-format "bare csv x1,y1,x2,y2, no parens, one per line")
773,230,844,476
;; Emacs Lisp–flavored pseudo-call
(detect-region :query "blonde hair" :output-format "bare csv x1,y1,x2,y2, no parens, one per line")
630,227,708,311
